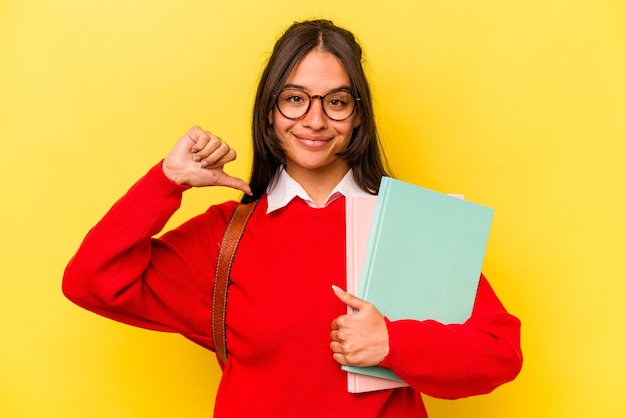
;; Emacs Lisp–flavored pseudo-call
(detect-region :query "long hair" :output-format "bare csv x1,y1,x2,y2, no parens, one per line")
242,19,390,203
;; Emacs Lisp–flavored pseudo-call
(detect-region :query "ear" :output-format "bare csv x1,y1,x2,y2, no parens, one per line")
352,110,361,129
268,108,274,126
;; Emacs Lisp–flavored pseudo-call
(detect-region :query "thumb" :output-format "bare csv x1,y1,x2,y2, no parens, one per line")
220,173,252,196
332,285,368,312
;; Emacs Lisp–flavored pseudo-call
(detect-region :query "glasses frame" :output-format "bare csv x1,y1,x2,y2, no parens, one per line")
273,88,361,122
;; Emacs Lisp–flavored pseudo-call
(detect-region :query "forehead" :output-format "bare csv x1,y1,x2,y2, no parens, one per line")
285,49,351,91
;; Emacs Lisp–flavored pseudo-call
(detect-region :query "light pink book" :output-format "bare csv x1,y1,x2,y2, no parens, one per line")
345,196,409,393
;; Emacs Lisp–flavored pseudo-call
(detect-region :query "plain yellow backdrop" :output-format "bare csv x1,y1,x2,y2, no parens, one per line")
2,0,625,417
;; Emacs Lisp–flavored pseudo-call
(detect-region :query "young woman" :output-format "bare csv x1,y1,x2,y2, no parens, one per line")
63,19,522,417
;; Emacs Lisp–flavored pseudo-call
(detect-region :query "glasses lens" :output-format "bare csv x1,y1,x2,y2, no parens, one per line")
276,89,356,120
323,91,355,121
277,89,310,119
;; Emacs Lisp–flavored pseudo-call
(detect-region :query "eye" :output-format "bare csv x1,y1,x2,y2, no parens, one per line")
325,92,351,109
279,90,308,106
327,98,347,107
287,94,304,104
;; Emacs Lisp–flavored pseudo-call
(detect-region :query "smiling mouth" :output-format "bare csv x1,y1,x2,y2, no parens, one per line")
295,135,331,148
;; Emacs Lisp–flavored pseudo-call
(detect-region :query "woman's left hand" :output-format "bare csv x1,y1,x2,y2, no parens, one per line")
330,286,390,367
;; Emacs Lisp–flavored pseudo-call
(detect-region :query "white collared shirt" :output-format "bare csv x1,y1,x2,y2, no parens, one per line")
265,166,372,213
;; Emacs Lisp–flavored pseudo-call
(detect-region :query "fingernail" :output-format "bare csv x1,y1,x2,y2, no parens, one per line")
332,285,344,295
193,155,201,162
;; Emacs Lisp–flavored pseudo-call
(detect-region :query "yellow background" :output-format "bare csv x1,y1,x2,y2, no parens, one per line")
2,0,625,417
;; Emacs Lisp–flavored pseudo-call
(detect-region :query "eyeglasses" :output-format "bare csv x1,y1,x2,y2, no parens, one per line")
274,88,360,121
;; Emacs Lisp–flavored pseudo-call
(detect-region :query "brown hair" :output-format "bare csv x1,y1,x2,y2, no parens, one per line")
242,19,390,203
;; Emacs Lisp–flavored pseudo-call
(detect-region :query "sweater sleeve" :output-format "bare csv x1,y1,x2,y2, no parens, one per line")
62,162,236,350
379,275,523,399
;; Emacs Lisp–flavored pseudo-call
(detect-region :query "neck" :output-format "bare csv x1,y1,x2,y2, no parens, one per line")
286,161,349,207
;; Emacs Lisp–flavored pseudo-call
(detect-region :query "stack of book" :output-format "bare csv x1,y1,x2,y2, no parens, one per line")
343,177,493,393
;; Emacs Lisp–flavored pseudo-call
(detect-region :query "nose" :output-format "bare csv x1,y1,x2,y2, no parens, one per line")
301,96,328,130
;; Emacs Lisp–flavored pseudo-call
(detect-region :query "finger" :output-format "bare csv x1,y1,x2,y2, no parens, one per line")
330,342,350,366
332,285,368,311
332,352,347,365
201,147,236,169
187,127,214,151
193,137,226,162
330,330,342,342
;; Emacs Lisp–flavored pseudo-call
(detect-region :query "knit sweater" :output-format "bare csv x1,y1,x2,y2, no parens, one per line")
63,162,522,418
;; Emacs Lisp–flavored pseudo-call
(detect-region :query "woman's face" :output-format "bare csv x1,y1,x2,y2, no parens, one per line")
269,49,360,180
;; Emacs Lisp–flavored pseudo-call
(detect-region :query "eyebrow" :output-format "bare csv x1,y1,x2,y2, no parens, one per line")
281,83,353,93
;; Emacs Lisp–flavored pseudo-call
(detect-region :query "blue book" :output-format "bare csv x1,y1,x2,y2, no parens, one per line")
343,177,494,382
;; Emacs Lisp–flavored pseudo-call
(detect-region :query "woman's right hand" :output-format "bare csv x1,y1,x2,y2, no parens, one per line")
162,126,252,194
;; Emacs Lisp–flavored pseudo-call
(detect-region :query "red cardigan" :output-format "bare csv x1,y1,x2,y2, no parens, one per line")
63,163,522,418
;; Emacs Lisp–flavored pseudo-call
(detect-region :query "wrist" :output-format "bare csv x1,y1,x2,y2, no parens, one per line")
160,160,191,188
161,159,185,185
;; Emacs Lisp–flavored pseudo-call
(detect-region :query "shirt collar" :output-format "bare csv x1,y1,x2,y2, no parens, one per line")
266,166,372,213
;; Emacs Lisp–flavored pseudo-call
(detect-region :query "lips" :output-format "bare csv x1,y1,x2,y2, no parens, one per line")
294,134,332,149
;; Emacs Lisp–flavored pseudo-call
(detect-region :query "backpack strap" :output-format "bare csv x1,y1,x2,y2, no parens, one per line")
212,200,258,366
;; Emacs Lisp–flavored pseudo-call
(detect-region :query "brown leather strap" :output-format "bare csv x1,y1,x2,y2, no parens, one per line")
212,201,258,366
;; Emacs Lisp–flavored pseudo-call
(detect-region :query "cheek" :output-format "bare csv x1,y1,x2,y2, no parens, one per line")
269,109,290,133
270,113,295,138
338,123,357,140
